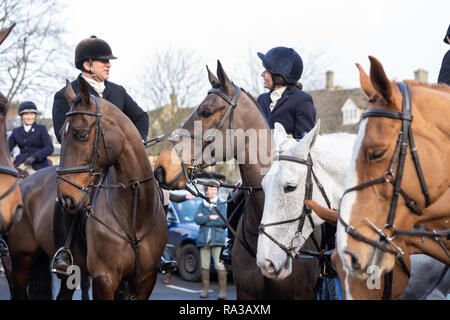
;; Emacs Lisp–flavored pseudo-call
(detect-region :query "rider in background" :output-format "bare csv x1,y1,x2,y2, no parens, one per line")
220,46,316,263
438,24,450,85
8,101,53,173
50,35,177,275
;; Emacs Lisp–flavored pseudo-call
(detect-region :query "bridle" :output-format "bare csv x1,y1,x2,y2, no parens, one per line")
0,166,22,201
258,153,330,258
338,82,449,299
168,84,241,186
56,95,111,195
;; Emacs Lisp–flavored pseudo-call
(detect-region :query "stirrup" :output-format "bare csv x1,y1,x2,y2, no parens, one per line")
51,247,74,277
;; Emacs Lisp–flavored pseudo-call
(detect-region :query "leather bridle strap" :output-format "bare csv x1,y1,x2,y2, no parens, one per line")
0,165,21,201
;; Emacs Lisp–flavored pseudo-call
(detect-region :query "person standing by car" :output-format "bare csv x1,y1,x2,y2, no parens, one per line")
8,101,54,173
194,182,228,300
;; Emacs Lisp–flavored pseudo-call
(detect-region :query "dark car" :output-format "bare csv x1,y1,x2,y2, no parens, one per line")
166,190,230,282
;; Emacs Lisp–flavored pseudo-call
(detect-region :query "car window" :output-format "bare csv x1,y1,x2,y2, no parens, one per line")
167,205,178,222
175,199,201,222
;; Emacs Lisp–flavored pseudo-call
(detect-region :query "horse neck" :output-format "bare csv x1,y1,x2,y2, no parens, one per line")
112,135,157,225
234,98,273,226
309,134,354,205
0,118,12,166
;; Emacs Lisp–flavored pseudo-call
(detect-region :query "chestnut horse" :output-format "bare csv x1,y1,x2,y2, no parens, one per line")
0,23,23,297
155,61,319,299
0,23,22,235
336,56,449,298
54,76,167,299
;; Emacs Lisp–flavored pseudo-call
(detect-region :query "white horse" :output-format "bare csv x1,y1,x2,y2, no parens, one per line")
257,122,450,299
257,121,356,280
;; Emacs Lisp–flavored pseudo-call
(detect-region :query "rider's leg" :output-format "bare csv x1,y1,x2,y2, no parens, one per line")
52,200,75,275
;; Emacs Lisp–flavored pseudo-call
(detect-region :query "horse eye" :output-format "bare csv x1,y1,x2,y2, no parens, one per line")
368,149,387,161
198,108,213,118
284,185,297,193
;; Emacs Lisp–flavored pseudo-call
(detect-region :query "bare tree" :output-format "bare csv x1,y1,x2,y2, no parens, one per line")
139,46,207,113
0,0,71,114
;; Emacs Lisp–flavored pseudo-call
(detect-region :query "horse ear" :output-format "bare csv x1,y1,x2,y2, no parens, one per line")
273,122,288,148
369,56,393,105
0,22,15,46
304,200,338,225
293,120,320,156
77,75,91,105
216,60,234,94
356,63,376,98
206,65,220,88
64,79,76,104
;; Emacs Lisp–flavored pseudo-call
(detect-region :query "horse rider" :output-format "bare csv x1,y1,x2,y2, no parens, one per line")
438,24,450,85
8,101,54,173
220,46,317,264
51,35,176,276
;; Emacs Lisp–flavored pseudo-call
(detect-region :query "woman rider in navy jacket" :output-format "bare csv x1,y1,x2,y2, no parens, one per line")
8,101,54,171
220,47,317,263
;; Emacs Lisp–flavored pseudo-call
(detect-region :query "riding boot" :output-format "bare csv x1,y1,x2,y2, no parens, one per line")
219,237,234,265
200,269,210,298
160,245,177,273
217,269,227,300
51,200,75,276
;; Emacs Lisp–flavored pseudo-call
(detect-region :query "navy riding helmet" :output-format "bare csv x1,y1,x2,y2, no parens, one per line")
18,101,38,115
257,47,303,83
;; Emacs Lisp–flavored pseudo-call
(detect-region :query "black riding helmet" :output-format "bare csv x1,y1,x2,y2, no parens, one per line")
74,35,117,71
257,47,303,84
444,24,450,44
18,101,38,115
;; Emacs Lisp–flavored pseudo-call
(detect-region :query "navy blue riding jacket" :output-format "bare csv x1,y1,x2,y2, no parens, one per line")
257,85,316,139
8,122,54,170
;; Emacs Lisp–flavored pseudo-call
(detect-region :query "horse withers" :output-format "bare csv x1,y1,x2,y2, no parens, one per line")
155,61,319,299
337,57,450,289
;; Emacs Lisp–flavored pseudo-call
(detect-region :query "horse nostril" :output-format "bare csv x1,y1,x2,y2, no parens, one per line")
343,250,361,271
60,195,76,211
154,166,166,184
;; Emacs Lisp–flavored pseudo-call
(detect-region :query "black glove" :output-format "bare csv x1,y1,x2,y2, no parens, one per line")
23,156,36,166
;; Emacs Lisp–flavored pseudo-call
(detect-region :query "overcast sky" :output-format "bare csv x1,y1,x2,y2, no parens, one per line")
60,0,448,107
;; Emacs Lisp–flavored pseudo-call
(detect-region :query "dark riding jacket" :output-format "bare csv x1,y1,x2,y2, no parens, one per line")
438,50,450,85
257,85,316,139
8,122,54,170
52,76,149,143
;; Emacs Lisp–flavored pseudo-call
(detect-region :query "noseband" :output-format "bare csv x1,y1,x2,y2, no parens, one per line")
258,153,330,258
338,82,448,258
56,95,111,193
169,84,241,185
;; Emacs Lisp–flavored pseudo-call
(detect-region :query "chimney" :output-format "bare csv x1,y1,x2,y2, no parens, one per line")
326,71,334,90
414,69,428,83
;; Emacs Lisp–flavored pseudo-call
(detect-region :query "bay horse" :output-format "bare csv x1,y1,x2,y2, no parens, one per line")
155,61,320,299
54,76,167,299
336,57,450,297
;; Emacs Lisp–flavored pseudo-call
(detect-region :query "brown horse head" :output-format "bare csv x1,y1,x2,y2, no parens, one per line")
337,56,450,280
155,60,270,189
0,23,15,47
57,76,134,213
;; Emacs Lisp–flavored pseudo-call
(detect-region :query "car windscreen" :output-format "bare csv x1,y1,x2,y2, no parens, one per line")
173,199,202,222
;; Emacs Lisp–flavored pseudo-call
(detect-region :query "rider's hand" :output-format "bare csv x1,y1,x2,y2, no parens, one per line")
23,156,35,166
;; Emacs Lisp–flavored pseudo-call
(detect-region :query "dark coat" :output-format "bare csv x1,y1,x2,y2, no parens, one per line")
52,76,149,143
438,50,450,85
194,199,227,247
257,85,316,139
8,122,54,170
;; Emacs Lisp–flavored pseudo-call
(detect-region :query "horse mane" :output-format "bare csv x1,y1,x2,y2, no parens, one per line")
403,80,450,94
